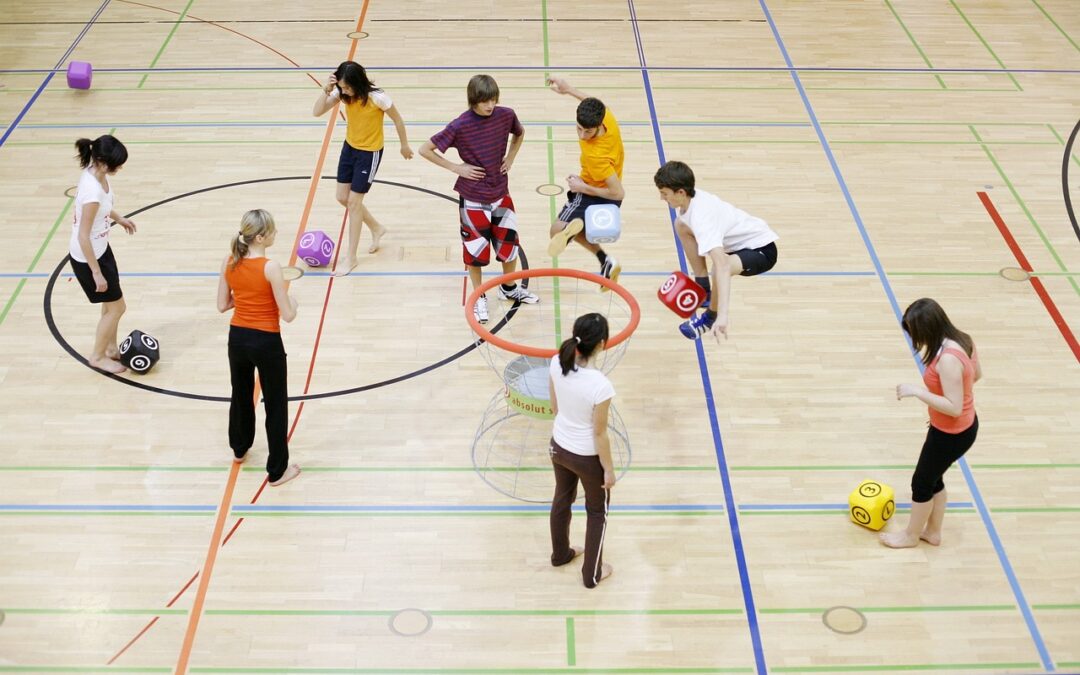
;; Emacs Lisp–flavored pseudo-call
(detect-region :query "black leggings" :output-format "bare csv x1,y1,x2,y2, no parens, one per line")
228,326,289,482
911,416,978,503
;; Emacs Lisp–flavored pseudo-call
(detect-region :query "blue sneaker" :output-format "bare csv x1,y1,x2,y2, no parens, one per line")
700,290,711,308
679,311,716,340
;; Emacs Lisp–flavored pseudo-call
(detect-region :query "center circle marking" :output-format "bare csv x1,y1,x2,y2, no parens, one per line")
389,608,432,636
44,176,529,402
822,606,867,635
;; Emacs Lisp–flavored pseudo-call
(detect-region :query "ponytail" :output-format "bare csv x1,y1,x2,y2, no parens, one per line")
74,134,127,171
229,209,276,269
557,313,610,375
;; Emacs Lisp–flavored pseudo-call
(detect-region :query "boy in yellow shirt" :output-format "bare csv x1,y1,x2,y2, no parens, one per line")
546,77,625,283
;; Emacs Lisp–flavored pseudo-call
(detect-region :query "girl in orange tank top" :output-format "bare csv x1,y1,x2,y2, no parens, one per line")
883,298,982,549
216,209,301,487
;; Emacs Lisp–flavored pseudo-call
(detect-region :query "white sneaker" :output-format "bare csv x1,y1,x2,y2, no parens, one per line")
473,294,489,324
599,255,621,291
497,284,540,304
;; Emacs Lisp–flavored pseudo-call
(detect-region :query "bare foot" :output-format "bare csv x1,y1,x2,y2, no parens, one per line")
368,226,387,253
599,563,614,581
269,463,301,486
105,348,120,360
880,531,920,548
90,357,126,374
332,257,358,277
919,530,941,546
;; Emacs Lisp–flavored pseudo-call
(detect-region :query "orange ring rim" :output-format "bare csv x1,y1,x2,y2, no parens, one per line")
465,268,641,358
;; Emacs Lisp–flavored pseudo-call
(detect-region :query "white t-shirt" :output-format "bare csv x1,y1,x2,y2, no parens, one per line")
549,356,616,456
69,169,115,262
677,189,778,256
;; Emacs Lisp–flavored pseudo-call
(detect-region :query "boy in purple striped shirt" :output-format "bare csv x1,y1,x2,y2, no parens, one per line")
420,74,539,324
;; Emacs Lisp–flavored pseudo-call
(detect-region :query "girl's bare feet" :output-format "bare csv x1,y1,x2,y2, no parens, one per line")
599,563,614,581
269,463,301,486
919,530,941,546
332,257,359,277
368,225,388,253
91,357,126,374
105,348,121,360
880,531,920,548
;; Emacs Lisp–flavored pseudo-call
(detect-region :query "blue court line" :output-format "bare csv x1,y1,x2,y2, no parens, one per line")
626,2,767,674
756,0,1054,670
4,65,1080,74
16,121,808,130
0,270,877,279
0,0,111,151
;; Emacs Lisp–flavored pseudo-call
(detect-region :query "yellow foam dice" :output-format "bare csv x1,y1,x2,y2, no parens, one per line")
848,479,895,531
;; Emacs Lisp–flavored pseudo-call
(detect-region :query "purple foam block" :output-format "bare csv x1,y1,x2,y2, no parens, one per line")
297,230,335,267
66,61,92,90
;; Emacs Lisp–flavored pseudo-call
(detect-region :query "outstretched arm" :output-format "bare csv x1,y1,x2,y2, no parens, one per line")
547,76,589,101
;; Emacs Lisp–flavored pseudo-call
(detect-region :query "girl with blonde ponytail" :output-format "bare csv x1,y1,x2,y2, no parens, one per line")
546,312,616,588
217,209,301,486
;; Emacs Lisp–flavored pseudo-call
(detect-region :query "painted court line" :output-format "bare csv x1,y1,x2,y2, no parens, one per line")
756,0,1055,670
978,191,1080,363
626,2,767,674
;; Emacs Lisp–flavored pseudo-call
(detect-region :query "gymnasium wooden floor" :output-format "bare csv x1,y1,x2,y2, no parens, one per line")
1,1,1078,673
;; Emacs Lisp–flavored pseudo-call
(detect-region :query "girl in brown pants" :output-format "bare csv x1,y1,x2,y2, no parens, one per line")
547,313,616,588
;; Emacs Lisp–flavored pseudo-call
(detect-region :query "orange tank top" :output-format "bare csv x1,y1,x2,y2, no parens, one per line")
225,257,280,333
922,345,977,433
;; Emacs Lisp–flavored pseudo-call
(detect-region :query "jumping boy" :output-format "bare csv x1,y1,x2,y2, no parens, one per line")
419,74,538,323
654,160,778,340
546,77,624,284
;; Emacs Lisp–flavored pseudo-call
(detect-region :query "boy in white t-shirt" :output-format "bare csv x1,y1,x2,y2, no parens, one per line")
654,161,778,341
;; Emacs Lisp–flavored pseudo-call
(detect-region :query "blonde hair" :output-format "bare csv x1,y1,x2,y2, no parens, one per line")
230,209,276,269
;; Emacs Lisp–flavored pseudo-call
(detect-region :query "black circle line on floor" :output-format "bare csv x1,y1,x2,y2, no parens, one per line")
44,175,529,403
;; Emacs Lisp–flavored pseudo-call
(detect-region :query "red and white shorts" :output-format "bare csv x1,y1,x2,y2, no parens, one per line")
459,195,520,267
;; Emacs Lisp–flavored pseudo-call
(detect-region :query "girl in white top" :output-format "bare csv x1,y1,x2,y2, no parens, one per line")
68,135,137,374
547,312,616,588
654,160,779,341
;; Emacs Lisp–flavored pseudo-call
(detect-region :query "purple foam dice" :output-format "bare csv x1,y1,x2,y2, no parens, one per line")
66,61,93,90
297,230,335,267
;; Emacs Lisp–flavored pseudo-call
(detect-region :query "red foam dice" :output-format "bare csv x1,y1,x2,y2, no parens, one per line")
657,271,706,318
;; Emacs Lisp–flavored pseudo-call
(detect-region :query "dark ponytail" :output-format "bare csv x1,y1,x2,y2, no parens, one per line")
75,134,128,171
558,313,610,375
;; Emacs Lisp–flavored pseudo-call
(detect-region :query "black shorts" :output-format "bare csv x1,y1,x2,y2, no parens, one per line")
70,245,123,303
557,191,622,223
336,142,382,194
734,242,778,277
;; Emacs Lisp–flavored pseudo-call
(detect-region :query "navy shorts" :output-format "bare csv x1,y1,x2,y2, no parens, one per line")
70,244,123,303
336,142,382,194
734,242,778,277
557,191,622,223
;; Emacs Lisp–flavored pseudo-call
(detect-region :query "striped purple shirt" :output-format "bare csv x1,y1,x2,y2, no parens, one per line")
430,106,523,202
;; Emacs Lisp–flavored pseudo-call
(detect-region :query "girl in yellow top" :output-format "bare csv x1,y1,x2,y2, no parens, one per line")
313,61,413,276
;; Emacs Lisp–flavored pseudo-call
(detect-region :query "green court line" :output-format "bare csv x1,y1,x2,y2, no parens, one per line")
3,139,1067,149
740,509,978,516
762,604,1014,614
0,199,72,329
7,462,1080,473
0,511,211,516
1031,0,1080,54
0,669,169,674
1047,124,1080,169
137,0,197,88
0,84,1018,94
883,0,947,89
947,0,1022,91
541,0,564,346
185,669,754,674
973,125,1080,299
566,617,576,666
14,604,1080,617
772,664,1040,673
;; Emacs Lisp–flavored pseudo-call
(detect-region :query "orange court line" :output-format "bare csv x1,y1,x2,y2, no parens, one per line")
171,4,372,672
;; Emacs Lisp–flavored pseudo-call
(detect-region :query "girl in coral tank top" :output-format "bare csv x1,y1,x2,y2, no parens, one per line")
216,209,300,487
883,298,981,548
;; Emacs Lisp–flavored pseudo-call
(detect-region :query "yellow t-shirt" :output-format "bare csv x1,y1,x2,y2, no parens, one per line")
340,89,393,151
579,109,624,189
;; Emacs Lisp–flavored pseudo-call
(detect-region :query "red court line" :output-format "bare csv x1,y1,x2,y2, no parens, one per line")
978,191,1080,362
